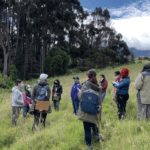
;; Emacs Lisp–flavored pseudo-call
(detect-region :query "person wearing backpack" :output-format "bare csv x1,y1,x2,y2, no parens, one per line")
30,73,51,131
52,79,63,111
22,84,33,118
78,69,102,150
100,74,108,103
11,79,24,126
134,61,150,120
70,76,81,116
112,67,130,119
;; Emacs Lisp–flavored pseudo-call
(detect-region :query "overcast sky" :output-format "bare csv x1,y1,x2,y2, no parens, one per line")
79,0,150,50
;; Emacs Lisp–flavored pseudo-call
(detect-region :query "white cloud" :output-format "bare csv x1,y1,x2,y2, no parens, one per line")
109,0,150,50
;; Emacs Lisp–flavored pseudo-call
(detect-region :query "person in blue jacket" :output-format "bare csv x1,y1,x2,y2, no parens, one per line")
112,67,130,119
70,76,81,116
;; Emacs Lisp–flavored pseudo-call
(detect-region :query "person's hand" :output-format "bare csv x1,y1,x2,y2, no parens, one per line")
112,81,115,84
54,94,57,97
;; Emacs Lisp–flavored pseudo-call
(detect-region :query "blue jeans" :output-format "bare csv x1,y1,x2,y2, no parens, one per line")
23,106,29,117
71,97,76,114
83,122,99,145
74,98,79,115
102,93,106,103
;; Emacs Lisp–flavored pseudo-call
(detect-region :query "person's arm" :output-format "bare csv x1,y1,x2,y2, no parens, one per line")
46,86,51,101
52,86,55,95
113,80,126,89
14,90,24,105
103,81,108,89
134,73,144,90
31,85,37,101
78,83,87,101
57,85,62,96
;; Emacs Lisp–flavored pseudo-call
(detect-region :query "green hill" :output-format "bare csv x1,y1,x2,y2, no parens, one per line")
1,60,150,150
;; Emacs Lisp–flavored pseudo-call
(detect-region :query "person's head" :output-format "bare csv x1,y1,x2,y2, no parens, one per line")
39,73,48,81
54,79,60,86
86,69,98,84
100,74,105,81
141,61,150,72
24,84,31,92
120,67,130,78
114,71,120,78
73,76,79,83
16,79,23,88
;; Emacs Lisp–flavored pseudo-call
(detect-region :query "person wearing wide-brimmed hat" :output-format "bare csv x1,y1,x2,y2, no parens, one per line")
134,61,150,120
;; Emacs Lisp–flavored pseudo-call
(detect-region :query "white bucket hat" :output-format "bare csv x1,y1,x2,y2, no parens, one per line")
39,73,48,80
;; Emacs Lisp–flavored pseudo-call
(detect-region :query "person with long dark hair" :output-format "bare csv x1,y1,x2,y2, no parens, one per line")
78,69,102,149
52,79,63,111
134,61,150,120
112,67,130,119
100,74,108,103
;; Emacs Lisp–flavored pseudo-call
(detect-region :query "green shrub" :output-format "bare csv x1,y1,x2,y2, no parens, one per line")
9,65,18,82
44,47,70,76
0,74,14,89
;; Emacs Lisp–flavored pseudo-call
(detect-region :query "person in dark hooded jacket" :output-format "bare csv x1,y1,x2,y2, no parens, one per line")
52,79,63,111
30,74,51,131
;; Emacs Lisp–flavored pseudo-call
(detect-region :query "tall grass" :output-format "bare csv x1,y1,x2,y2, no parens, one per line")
1,60,150,150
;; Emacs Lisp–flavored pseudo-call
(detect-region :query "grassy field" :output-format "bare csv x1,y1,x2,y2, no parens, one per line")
1,59,150,150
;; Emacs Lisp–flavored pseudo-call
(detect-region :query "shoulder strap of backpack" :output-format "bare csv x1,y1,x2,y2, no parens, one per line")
85,82,90,89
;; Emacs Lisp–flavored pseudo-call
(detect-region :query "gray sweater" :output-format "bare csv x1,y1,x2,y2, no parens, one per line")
12,86,24,107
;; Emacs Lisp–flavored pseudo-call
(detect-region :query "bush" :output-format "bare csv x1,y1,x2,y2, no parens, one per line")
44,47,70,76
0,74,14,89
9,65,18,82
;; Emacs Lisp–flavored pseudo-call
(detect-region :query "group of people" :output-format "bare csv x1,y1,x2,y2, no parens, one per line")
10,61,150,149
11,74,63,131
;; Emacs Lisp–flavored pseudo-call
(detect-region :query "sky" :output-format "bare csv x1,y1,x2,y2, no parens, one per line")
79,0,150,50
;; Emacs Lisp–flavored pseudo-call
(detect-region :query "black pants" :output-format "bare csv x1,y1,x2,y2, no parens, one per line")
32,111,47,131
117,94,129,119
83,122,99,145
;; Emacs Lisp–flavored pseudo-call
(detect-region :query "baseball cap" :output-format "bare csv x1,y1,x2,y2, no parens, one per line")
73,76,79,80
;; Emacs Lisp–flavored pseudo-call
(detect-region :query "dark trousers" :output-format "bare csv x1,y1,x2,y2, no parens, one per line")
83,122,99,145
53,100,60,111
74,98,79,115
117,94,129,119
11,107,21,126
32,111,47,131
71,97,76,114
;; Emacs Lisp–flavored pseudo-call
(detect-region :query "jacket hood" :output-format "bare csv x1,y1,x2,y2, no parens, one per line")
38,79,48,86
87,80,101,91
12,86,21,92
122,76,130,79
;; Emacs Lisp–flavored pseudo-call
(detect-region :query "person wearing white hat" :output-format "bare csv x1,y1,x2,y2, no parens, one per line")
30,73,51,131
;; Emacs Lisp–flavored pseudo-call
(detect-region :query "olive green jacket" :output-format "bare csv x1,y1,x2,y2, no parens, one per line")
78,80,102,124
30,79,51,114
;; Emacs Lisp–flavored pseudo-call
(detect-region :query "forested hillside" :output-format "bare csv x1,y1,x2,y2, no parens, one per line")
0,0,133,80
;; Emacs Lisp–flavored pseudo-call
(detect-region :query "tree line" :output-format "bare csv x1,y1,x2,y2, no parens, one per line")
0,0,133,80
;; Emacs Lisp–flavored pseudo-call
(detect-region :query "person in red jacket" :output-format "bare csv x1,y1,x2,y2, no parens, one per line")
100,74,108,103
23,84,33,118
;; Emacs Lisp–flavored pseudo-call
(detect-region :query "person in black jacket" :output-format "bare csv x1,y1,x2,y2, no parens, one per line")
52,79,63,111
